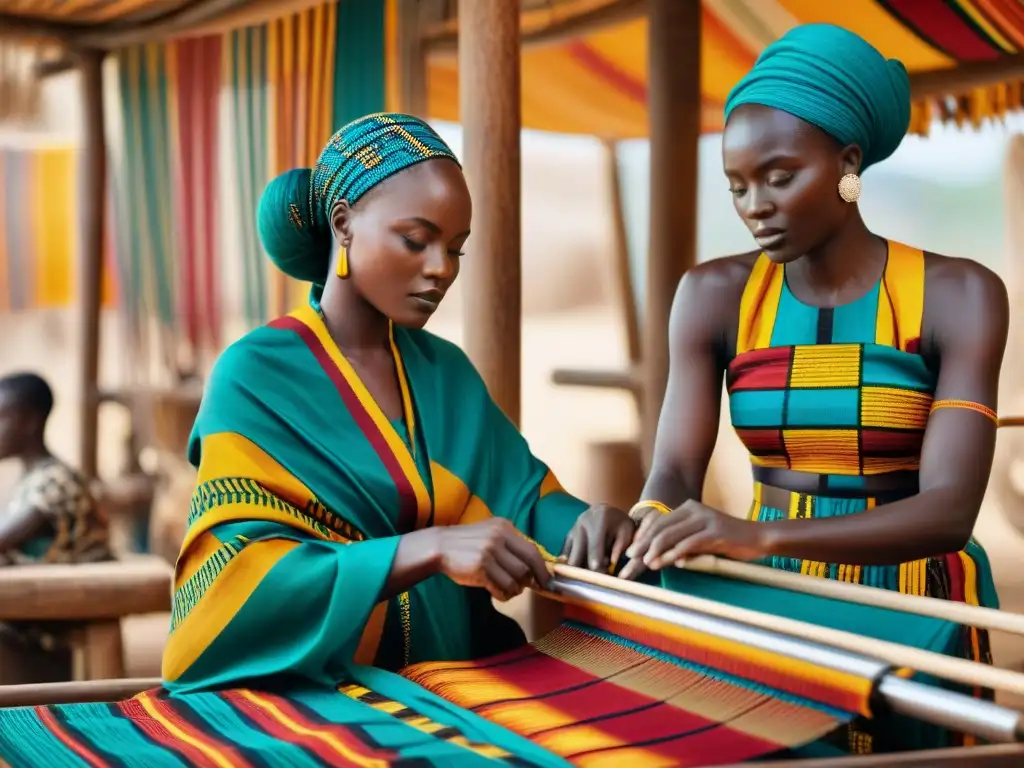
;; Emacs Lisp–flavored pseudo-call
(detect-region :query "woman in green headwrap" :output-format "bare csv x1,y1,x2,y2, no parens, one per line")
620,24,1009,753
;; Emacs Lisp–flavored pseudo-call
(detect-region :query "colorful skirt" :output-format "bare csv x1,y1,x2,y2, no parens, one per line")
749,481,999,754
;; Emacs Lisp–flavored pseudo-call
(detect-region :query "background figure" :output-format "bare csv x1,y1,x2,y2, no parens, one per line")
0,372,111,685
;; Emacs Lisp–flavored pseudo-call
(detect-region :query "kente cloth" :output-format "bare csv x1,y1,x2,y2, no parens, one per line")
0,571,963,767
163,300,586,692
726,240,999,751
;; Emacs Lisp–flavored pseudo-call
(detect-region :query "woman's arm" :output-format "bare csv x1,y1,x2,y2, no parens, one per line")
0,505,46,554
638,263,737,510
0,480,52,554
756,260,1009,564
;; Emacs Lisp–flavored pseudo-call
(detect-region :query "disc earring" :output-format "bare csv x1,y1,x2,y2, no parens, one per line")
838,173,861,203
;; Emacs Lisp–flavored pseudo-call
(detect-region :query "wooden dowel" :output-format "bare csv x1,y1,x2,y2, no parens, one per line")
0,678,159,708
679,555,1024,636
998,416,1024,428
548,564,1024,697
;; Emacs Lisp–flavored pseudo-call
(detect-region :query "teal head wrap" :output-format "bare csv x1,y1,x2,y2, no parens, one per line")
723,24,910,171
257,112,460,287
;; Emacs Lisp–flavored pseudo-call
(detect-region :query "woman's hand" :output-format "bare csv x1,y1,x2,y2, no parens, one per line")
561,503,636,574
434,518,551,602
619,500,766,580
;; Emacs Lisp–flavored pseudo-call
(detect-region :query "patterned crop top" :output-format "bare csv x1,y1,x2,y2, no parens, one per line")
726,240,936,491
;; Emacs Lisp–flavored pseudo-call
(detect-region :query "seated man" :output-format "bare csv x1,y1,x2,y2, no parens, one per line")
0,372,112,684
0,372,110,565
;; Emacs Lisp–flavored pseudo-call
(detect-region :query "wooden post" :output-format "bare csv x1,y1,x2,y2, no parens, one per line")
457,0,521,424
77,48,107,479
642,0,701,463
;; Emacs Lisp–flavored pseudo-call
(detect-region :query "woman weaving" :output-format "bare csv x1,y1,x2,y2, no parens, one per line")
161,113,633,693
621,24,1007,751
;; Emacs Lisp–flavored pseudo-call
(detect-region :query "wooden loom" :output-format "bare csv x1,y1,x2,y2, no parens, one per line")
2,561,1024,766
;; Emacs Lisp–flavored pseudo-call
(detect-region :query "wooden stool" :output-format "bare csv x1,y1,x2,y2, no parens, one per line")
0,557,171,681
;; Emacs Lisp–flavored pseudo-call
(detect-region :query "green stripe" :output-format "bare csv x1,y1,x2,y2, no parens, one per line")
187,476,366,542
230,31,257,326
247,27,268,323
333,0,386,129
170,535,247,631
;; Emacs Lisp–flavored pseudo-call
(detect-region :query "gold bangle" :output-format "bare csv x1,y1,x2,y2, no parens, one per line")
628,500,673,520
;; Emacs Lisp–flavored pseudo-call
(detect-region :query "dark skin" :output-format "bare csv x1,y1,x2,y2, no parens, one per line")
317,158,633,601
620,104,1009,579
0,389,52,555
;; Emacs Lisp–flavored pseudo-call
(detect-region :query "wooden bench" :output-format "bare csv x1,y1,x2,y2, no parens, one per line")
0,557,172,681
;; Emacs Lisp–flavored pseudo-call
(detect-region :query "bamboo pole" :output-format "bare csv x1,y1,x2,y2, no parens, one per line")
678,555,1024,636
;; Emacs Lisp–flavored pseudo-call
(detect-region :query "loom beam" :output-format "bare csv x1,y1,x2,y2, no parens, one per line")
550,576,1024,744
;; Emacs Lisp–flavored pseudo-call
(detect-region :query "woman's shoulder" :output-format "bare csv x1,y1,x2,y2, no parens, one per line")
204,322,314,394
672,251,760,314
922,251,1006,301
919,251,1009,347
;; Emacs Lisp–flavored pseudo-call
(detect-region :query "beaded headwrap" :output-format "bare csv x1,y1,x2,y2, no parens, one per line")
257,113,460,289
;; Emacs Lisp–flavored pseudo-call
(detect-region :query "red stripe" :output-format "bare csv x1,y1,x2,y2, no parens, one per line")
200,36,222,350
149,695,252,767
945,552,966,603
565,42,647,104
728,347,792,391
116,699,217,767
223,691,395,764
988,0,1024,35
859,430,925,454
36,707,108,768
269,316,418,532
884,0,1002,60
735,429,785,454
614,721,792,766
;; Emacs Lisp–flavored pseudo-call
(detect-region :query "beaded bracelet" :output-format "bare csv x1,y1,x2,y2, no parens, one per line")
930,399,998,425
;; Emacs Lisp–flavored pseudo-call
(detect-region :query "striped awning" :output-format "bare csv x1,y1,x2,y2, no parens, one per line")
2,0,1023,137
425,0,1024,137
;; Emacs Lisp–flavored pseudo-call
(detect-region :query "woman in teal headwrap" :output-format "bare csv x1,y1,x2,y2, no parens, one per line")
620,24,1009,753
161,112,634,685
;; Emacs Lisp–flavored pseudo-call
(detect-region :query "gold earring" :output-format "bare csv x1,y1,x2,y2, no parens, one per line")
336,244,349,279
838,173,861,203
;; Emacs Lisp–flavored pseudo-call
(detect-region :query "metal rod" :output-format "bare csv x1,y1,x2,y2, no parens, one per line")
552,577,889,678
879,676,1022,744
550,576,1024,742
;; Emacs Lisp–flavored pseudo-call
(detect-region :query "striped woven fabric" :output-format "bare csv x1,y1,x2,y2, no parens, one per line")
401,599,860,767
0,598,864,768
0,145,117,313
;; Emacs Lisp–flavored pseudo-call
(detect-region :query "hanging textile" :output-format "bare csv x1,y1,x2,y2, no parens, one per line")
103,0,394,369
0,145,118,314
115,44,177,331
334,0,386,128
172,36,223,353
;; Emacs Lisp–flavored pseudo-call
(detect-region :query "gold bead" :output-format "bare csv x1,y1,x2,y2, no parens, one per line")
838,173,861,203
